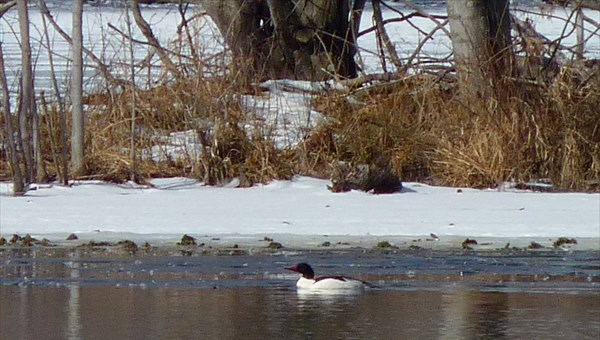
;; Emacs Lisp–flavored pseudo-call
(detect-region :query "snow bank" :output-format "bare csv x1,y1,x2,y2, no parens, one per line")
1,177,598,243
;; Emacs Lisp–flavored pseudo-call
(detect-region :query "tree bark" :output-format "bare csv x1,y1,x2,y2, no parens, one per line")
126,3,138,181
447,0,514,100
202,0,358,81
71,0,85,176
16,0,33,183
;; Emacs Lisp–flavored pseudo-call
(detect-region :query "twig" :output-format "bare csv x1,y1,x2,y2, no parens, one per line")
512,16,570,65
388,0,451,36
177,0,199,64
403,19,449,72
40,91,63,182
107,22,194,64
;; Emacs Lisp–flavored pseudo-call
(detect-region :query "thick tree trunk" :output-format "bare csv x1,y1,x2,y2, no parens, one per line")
18,0,46,183
71,0,85,176
202,0,357,81
448,0,514,100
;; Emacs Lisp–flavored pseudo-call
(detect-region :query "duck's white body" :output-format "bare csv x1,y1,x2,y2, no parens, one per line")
296,276,366,291
286,263,369,292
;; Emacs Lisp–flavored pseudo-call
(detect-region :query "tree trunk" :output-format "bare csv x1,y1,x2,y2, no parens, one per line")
33,89,47,182
71,0,85,176
575,7,584,60
447,0,514,100
126,3,138,181
16,0,33,183
202,0,357,81
0,42,25,195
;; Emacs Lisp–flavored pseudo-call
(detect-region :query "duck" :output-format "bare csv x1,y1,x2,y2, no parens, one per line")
285,262,370,291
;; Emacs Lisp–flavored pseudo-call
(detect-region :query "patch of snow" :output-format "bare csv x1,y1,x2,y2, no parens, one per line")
144,129,202,162
1,177,598,243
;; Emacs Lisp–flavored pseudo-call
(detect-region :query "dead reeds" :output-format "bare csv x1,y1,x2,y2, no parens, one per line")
308,67,599,191
4,57,596,191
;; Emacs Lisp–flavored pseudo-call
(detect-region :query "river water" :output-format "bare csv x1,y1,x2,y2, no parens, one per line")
2,286,599,339
1,248,599,339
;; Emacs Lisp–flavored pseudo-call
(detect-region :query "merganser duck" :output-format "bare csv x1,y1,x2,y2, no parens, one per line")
285,263,370,291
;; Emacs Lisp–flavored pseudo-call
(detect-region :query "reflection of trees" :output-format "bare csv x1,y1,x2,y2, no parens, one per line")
441,290,509,338
286,291,450,339
2,285,599,337
66,251,82,340
472,292,509,338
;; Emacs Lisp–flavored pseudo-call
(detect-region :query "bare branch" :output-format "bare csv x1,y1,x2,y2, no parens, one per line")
0,0,15,18
372,0,403,69
130,0,182,79
38,0,119,85
403,19,450,71
543,0,600,11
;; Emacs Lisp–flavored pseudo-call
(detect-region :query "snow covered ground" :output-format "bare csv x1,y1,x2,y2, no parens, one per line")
1,177,598,249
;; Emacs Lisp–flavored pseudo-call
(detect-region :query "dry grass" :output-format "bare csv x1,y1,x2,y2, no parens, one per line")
77,74,294,186
2,60,597,192
307,68,599,191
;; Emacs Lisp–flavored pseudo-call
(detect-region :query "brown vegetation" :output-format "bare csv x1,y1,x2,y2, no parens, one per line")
309,69,599,191
1,61,598,191
1,2,598,192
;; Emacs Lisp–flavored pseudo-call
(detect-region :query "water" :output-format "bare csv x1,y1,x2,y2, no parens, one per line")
1,248,599,339
1,285,599,340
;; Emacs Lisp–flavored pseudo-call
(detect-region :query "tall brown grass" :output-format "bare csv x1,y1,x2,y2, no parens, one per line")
305,67,599,191
2,58,597,192
76,72,293,186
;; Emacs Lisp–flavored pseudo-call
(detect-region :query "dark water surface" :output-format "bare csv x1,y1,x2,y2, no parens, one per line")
1,249,599,339
2,286,599,340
